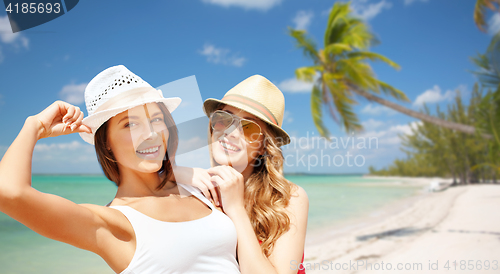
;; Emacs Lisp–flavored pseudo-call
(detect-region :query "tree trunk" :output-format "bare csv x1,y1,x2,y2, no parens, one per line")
349,86,493,139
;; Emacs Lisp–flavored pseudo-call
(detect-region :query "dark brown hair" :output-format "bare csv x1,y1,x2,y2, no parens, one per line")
94,103,178,189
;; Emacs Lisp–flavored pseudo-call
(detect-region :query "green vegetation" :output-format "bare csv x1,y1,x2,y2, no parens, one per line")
289,1,487,139
369,85,498,184
370,27,500,184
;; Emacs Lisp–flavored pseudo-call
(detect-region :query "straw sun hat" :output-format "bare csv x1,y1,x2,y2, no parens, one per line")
79,65,181,145
203,75,290,146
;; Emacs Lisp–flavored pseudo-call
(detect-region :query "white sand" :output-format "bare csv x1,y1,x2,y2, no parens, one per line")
300,183,500,274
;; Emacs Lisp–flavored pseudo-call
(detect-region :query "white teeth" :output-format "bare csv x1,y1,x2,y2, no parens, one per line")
137,146,159,154
220,141,239,151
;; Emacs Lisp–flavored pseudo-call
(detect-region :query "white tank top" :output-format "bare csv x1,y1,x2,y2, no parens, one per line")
109,183,240,274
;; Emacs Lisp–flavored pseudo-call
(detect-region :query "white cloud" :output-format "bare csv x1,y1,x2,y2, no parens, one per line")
404,0,429,5
361,118,384,131
388,121,422,136
0,16,29,63
280,120,422,172
33,141,96,163
413,85,455,107
199,43,246,67
59,83,88,105
293,10,314,30
488,13,500,35
359,120,422,146
0,16,19,44
361,103,397,116
351,0,392,21
201,0,282,11
277,77,314,93
30,140,101,173
34,141,88,152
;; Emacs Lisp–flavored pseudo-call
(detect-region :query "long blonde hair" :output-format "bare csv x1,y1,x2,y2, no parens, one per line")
209,116,293,257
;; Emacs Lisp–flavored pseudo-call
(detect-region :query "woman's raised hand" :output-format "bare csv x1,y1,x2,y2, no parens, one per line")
33,101,92,140
207,166,245,217
172,166,222,207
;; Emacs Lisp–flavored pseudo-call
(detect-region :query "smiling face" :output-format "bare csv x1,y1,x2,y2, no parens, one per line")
107,103,169,174
210,105,266,172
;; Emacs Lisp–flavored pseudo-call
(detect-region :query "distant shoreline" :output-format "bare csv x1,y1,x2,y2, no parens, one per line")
32,172,369,176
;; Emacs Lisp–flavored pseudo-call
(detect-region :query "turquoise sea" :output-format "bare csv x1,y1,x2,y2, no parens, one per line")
0,174,422,273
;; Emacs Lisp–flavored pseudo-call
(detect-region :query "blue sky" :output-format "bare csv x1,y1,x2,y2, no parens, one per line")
0,0,495,174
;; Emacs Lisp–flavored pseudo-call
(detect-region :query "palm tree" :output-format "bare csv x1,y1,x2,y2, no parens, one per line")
288,1,490,139
471,33,500,142
474,0,500,32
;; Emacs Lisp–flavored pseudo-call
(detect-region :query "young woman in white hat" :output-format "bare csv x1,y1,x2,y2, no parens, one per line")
189,75,309,274
0,65,240,274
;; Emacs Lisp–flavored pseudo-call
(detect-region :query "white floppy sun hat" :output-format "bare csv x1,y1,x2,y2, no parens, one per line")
79,65,181,145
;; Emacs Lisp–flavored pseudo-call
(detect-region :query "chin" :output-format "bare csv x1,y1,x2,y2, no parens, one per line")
213,151,248,168
137,162,163,173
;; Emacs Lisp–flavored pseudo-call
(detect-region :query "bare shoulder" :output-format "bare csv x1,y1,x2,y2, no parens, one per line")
288,183,309,211
290,183,308,201
80,204,132,233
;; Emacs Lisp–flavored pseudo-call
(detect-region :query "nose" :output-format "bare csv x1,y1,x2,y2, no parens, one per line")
143,119,158,140
223,122,242,139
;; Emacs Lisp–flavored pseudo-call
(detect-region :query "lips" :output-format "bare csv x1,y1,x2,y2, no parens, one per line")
218,139,241,153
136,145,161,154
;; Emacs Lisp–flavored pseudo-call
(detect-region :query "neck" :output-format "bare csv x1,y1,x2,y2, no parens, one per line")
115,167,176,198
240,164,255,181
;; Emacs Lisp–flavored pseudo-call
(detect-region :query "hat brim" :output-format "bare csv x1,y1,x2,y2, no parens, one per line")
80,97,181,145
203,98,290,146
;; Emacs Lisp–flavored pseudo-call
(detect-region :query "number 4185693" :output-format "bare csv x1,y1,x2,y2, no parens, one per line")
5,3,61,14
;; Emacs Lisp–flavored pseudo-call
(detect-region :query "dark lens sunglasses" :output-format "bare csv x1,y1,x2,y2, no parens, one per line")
210,110,263,143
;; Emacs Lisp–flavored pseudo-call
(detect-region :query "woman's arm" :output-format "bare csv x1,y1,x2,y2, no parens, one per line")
0,101,112,253
208,166,309,274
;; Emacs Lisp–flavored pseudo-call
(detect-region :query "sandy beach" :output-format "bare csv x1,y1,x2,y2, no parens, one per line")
301,179,500,274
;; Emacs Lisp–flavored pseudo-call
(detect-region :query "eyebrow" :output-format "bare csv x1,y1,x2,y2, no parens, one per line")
224,109,258,122
117,111,163,124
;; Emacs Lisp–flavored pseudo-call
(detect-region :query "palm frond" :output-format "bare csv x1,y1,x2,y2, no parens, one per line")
288,27,320,64
311,84,331,139
325,78,362,133
474,0,500,32
470,52,500,88
335,58,377,91
295,66,320,82
346,51,401,70
324,2,351,46
324,43,352,56
375,79,409,102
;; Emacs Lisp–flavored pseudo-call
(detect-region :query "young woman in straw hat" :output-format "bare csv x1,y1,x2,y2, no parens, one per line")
0,65,240,274
187,75,309,274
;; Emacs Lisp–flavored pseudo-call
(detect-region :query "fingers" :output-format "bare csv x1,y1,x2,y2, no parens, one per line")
208,166,240,182
210,175,225,209
62,105,90,133
212,180,222,209
76,124,93,134
62,105,76,125
194,183,211,203
193,177,220,207
206,178,220,207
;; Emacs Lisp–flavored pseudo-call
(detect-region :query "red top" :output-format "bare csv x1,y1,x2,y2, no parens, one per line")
297,253,306,274
258,240,305,274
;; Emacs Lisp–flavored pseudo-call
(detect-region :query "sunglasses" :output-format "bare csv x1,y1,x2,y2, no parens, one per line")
210,110,263,143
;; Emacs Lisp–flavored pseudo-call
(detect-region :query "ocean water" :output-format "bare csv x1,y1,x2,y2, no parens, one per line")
0,174,421,273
